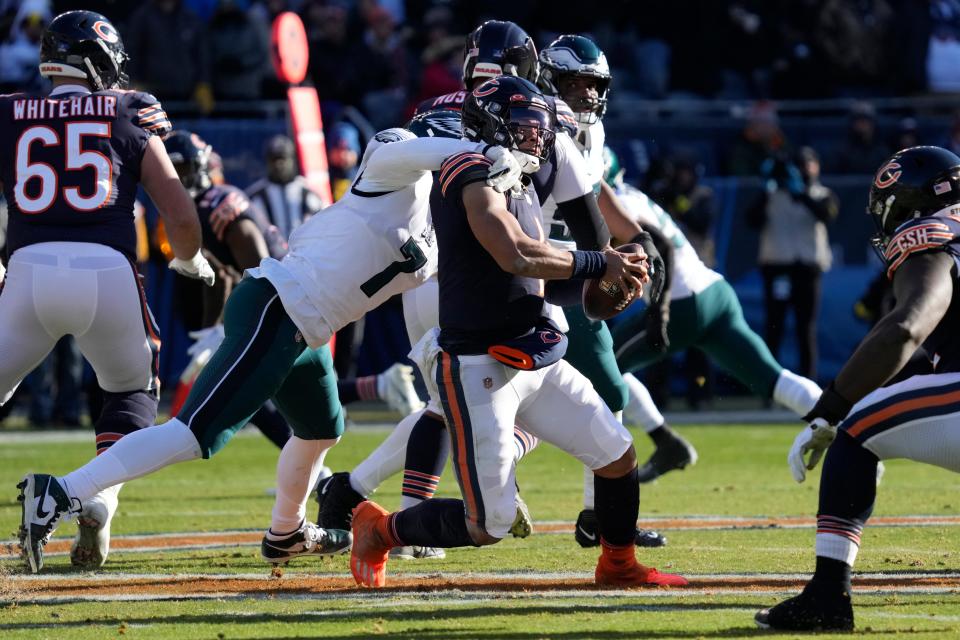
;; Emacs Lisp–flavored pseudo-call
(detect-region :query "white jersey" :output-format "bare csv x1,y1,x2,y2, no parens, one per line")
539,131,599,251
615,184,722,299
248,134,486,348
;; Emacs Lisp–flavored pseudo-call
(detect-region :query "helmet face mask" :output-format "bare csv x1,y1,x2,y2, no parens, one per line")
462,77,556,174
462,20,539,87
866,146,960,256
40,11,129,91
538,35,611,129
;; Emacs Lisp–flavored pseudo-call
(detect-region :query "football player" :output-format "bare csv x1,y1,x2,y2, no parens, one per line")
317,23,670,555
601,145,821,480
2,10,215,572
16,119,523,572
166,131,422,451
347,76,686,589
757,146,960,631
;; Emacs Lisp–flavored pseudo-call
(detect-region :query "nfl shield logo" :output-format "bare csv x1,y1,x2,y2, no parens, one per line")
483,377,493,389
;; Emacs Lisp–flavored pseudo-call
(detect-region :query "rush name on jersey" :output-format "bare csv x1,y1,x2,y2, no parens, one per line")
0,86,171,260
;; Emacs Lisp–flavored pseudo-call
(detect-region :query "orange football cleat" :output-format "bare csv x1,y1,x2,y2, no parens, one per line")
595,543,688,587
350,500,393,588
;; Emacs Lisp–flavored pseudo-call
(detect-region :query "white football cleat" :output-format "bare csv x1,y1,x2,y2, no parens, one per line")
378,363,425,416
70,488,118,570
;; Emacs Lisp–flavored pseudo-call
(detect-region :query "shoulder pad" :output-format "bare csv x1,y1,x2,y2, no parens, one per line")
125,91,171,136
438,151,492,198
884,215,959,278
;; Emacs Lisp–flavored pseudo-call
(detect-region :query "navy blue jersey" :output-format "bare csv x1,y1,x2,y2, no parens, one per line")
0,87,172,260
433,151,547,354
884,212,960,373
196,184,287,269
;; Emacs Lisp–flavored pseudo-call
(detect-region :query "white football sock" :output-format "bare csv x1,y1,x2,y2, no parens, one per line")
350,408,426,497
60,419,201,503
622,373,665,433
773,369,822,416
270,436,339,534
582,465,595,510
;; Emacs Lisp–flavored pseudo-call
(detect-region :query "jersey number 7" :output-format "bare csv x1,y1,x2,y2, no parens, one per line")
360,237,427,297
15,122,113,214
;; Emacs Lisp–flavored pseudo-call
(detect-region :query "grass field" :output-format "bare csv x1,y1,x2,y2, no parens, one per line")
2,420,960,638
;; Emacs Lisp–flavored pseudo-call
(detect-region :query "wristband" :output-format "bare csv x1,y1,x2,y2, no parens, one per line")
569,250,607,279
802,381,853,424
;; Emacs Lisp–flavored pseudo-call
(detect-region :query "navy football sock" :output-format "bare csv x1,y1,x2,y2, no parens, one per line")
594,466,640,546
401,412,448,504
337,375,379,406
819,431,878,522
391,498,476,548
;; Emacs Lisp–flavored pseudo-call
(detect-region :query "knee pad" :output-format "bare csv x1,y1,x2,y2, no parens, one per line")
95,389,159,454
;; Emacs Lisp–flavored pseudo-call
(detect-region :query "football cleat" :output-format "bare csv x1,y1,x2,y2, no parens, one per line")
595,548,687,587
574,509,667,548
509,493,533,538
350,501,393,588
316,471,365,531
389,545,446,560
378,363,425,416
755,585,854,631
18,473,76,573
261,521,352,564
636,432,698,483
70,488,118,570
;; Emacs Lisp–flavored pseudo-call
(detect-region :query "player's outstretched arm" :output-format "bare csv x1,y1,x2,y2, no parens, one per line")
830,251,954,409
463,182,646,291
141,136,215,285
142,135,202,260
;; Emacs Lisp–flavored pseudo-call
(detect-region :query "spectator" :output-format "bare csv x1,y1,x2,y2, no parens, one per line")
327,122,361,201
726,101,789,176
745,146,838,379
125,0,212,110
245,134,324,240
358,4,413,128
0,3,49,94
809,0,894,95
831,101,890,174
890,117,921,152
654,151,717,267
206,0,269,101
926,0,960,93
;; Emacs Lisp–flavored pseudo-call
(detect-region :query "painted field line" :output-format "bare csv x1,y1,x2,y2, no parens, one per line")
3,570,960,606
4,514,959,560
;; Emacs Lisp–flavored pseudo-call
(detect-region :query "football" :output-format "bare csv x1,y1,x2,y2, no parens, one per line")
581,243,643,321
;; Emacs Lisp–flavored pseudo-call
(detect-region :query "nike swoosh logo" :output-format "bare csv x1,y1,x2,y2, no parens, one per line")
577,525,596,541
35,480,51,519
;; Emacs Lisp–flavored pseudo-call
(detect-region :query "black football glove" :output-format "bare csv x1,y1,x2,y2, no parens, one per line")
631,231,666,304
645,303,670,353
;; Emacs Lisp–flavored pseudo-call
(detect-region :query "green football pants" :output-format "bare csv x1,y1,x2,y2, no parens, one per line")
177,276,344,457
612,279,783,398
562,305,629,412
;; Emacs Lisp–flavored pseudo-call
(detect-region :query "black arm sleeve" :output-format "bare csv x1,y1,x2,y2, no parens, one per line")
555,192,611,251
545,279,584,307
641,225,674,304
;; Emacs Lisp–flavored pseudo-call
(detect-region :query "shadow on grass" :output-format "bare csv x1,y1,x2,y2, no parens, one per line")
1,603,951,638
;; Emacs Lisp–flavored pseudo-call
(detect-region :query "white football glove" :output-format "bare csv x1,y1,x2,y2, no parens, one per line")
169,250,216,286
187,324,225,359
788,418,838,483
483,146,523,193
